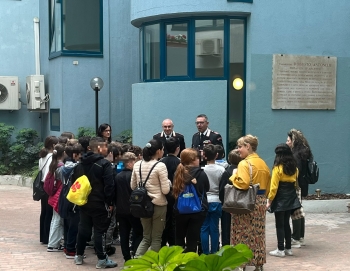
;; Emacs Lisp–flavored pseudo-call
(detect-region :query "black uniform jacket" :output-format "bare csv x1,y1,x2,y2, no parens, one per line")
191,128,225,158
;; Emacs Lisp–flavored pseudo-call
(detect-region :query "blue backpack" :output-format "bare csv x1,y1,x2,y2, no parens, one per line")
177,182,203,214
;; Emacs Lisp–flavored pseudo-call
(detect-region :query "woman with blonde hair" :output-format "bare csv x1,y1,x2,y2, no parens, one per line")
229,135,271,271
173,148,209,253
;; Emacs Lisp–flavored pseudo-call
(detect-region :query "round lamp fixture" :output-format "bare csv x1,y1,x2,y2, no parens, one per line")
90,77,104,91
233,78,244,90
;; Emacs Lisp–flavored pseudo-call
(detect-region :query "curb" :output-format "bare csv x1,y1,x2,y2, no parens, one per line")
0,175,33,188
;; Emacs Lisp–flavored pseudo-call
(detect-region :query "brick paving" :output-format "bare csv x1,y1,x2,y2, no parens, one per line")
0,184,350,271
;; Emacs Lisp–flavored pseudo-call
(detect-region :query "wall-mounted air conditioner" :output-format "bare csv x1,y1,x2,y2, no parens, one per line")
0,76,21,110
198,38,222,55
26,75,46,110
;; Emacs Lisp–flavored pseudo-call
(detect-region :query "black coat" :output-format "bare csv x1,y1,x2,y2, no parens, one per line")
115,168,133,215
153,131,185,157
270,182,302,213
191,129,225,157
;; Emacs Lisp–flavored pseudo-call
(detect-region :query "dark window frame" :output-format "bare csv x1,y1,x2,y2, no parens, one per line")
49,0,103,59
50,108,60,131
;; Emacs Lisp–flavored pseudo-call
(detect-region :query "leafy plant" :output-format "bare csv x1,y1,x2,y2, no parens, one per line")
122,244,253,271
76,127,96,138
0,123,15,155
115,129,132,144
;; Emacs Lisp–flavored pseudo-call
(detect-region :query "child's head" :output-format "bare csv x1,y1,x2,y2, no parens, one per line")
78,136,91,153
89,137,108,156
40,136,59,158
129,145,142,161
143,139,164,161
214,145,225,159
65,143,83,161
165,137,180,155
203,144,217,161
274,143,297,176
58,136,68,147
61,132,75,140
107,141,124,163
122,152,137,170
49,144,66,174
228,149,242,166
67,139,78,146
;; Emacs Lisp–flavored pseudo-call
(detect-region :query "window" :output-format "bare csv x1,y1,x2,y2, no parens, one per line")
49,0,103,58
142,17,245,82
50,109,60,131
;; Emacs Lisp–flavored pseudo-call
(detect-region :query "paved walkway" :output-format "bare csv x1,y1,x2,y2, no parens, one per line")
0,185,349,271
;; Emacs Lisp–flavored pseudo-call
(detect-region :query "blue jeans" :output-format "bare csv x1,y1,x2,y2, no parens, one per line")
200,202,222,254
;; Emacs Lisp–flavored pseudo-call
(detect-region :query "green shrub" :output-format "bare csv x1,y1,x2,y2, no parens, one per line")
77,127,96,138
122,244,253,271
0,123,15,155
115,129,132,144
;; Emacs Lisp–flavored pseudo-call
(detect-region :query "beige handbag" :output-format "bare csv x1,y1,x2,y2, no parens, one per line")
291,188,305,220
222,161,260,214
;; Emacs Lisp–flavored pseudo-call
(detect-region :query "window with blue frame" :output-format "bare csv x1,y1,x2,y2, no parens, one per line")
49,0,103,58
50,109,60,131
142,17,245,82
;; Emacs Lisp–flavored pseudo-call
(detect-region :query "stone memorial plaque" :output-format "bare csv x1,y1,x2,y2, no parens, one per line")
272,54,337,109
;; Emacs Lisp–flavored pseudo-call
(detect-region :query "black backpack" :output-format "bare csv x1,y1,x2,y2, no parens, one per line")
304,158,319,184
130,161,159,218
33,157,51,201
58,169,76,219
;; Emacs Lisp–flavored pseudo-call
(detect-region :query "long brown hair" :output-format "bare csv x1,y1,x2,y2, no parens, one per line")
173,148,198,199
48,144,65,174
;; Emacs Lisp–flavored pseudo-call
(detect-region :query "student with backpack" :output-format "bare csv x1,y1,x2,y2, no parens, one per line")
59,142,83,258
286,129,314,248
73,137,117,268
115,152,143,262
200,144,225,254
38,136,59,245
173,148,209,253
130,139,171,257
46,144,66,252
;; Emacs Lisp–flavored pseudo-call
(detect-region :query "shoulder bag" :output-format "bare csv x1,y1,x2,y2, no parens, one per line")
222,161,260,214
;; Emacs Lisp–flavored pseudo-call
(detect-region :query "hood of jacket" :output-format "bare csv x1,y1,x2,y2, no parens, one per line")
185,167,202,183
81,152,104,165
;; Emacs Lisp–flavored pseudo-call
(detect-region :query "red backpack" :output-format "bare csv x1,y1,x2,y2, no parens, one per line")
43,163,64,196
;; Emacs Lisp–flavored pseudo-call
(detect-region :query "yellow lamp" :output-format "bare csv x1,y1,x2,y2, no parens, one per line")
233,78,244,90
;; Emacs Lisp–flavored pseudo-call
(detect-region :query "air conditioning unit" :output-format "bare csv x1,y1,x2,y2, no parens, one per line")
199,38,221,55
0,76,21,110
26,75,46,110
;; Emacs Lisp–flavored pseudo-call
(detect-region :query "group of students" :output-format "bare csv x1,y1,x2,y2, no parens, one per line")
38,123,313,270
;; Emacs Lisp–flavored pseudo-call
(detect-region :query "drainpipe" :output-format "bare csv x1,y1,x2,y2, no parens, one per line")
33,17,40,75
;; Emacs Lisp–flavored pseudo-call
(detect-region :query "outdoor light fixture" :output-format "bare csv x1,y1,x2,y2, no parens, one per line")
90,77,104,134
232,78,244,90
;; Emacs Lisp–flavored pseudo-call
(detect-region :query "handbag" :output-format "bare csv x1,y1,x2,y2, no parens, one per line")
291,188,305,220
222,161,260,214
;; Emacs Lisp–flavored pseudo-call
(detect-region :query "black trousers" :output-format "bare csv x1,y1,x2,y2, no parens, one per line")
76,205,111,259
161,198,175,247
175,212,206,253
64,208,80,253
40,193,53,244
274,210,292,250
221,211,231,246
118,214,143,261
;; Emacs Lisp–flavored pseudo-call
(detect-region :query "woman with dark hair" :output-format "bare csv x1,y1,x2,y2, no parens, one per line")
39,136,59,244
229,135,270,271
286,128,313,248
173,148,209,253
130,139,171,256
266,143,301,257
97,123,112,143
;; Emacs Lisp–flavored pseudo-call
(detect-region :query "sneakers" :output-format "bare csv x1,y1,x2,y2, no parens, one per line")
96,256,118,269
300,237,306,246
269,249,285,257
65,251,76,259
291,238,301,248
47,245,64,252
285,249,293,256
112,238,121,246
75,255,84,265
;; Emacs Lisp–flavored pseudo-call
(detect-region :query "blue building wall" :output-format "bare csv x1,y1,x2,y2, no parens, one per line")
132,81,227,149
130,0,350,193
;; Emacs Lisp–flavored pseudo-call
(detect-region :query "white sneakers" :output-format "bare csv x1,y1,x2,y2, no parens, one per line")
285,249,293,256
291,238,302,248
269,249,285,257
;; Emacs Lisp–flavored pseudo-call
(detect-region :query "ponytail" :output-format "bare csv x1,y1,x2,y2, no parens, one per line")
48,144,65,174
39,136,59,158
142,139,163,161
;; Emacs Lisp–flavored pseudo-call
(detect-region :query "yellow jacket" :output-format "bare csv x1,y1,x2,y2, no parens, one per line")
268,165,298,201
229,153,271,196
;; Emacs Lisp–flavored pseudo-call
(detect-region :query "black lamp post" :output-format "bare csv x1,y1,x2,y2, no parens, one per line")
89,77,104,134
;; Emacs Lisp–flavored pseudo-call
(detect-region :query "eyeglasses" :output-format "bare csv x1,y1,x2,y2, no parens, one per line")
162,126,173,128
195,121,206,125
103,130,111,133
